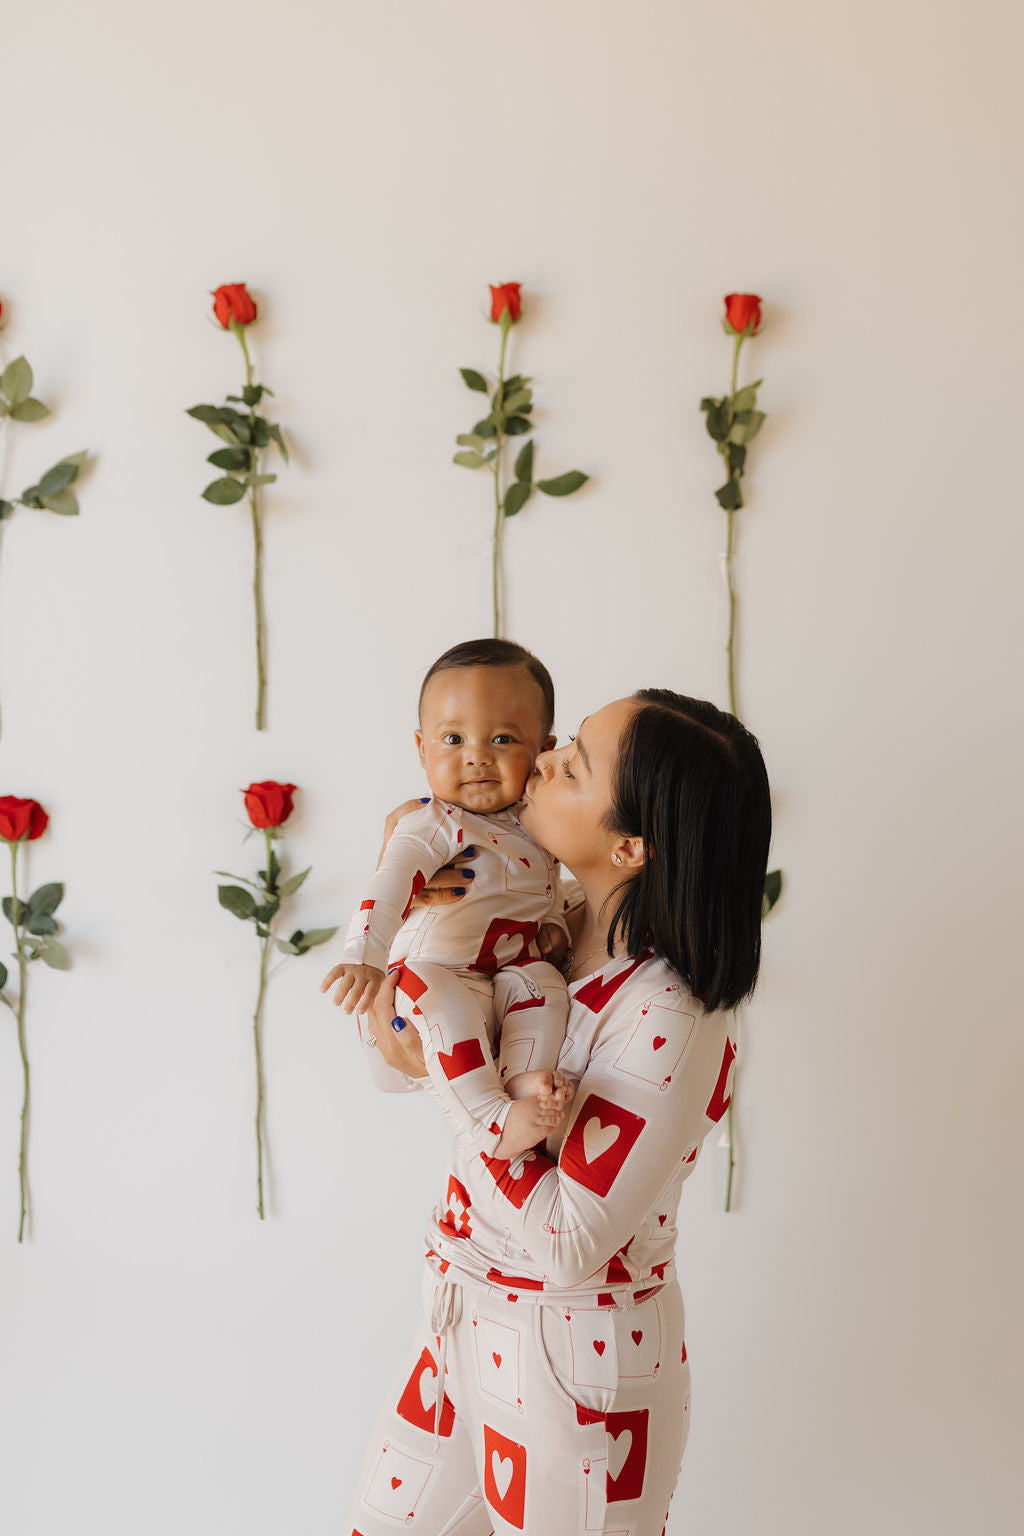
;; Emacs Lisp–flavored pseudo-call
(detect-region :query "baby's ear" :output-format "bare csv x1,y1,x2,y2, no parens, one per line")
540,735,556,753
414,729,426,766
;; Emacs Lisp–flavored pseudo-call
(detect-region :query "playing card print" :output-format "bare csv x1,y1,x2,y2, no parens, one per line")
395,1346,456,1438
362,1439,434,1521
470,918,539,978
482,1424,527,1528
564,1311,618,1392
583,1452,608,1531
611,1000,695,1091
439,1174,472,1241
473,1310,523,1410
705,1033,737,1123
616,1297,662,1382
605,1408,649,1503
560,1094,646,1196
479,1148,550,1209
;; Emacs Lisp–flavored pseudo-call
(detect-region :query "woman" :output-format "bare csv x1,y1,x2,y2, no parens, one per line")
335,690,771,1535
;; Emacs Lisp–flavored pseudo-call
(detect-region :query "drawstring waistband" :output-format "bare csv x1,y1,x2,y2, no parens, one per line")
429,1279,462,1448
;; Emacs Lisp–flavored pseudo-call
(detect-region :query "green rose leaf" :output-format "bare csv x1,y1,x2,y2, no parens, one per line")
27,883,64,917
26,914,58,937
726,442,747,477
0,961,7,990
38,938,71,971
472,419,498,439
278,867,311,899
9,398,50,423
254,897,281,923
505,415,531,436
503,390,532,416
514,440,534,484
537,470,589,497
250,417,270,449
275,938,301,956
732,380,762,413
245,473,277,489
715,478,743,512
35,460,78,497
207,447,251,472
699,396,721,412
40,491,79,516
453,450,487,470
503,480,532,518
456,434,486,452
1,356,33,407
762,868,783,917
2,896,28,926
242,384,264,406
218,884,257,920
296,926,338,952
202,477,247,505
0,500,14,520
460,368,489,393
728,409,766,445
187,403,238,426
268,423,289,463
705,401,730,442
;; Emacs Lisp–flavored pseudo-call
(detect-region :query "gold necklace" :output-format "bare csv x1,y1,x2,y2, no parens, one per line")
566,941,619,981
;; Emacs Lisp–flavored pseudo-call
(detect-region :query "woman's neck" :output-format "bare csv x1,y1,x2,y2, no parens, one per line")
568,869,630,966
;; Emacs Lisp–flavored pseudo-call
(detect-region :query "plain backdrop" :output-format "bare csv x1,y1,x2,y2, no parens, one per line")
1,2,1021,1532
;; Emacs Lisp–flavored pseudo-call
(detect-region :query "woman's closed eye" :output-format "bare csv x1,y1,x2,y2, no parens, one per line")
561,757,575,780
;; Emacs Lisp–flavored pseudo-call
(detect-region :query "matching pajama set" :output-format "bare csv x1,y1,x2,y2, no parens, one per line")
341,798,572,1133
347,941,736,1536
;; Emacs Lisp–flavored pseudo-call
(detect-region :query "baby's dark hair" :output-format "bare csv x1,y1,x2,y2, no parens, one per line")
419,638,555,738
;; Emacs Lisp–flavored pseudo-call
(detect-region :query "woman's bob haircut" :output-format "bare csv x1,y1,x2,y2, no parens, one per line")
604,689,772,1013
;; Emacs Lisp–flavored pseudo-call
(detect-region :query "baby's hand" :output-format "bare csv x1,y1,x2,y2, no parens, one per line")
320,962,386,1014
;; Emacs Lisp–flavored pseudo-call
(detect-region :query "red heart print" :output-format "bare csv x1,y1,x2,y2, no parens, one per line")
593,1339,606,1355
391,1476,402,1489
632,1329,643,1345
653,1035,667,1050
507,1293,518,1301
658,1214,667,1226
492,1352,502,1368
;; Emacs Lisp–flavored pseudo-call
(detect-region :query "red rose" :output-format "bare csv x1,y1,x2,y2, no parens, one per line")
489,283,522,324
211,283,258,329
242,781,296,829
723,293,763,337
0,796,49,842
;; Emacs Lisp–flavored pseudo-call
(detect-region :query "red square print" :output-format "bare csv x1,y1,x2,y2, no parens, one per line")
560,1094,646,1196
606,1408,649,1502
395,1345,456,1438
483,1423,527,1528
479,1149,551,1209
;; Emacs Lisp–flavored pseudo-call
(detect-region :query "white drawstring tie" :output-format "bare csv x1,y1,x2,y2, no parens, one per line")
429,1279,462,1448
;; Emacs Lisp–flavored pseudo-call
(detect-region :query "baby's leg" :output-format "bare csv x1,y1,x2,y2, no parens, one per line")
492,959,573,1160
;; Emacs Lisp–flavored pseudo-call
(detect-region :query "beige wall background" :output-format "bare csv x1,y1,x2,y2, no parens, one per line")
1,2,1021,1531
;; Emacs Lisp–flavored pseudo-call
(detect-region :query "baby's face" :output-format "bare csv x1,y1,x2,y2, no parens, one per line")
416,665,554,815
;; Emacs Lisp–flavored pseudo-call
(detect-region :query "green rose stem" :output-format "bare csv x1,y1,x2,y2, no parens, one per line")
491,314,511,637
232,320,267,731
722,330,745,723
8,839,30,1242
251,825,274,1219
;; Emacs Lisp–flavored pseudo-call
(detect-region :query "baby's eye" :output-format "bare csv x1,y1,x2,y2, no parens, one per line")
442,733,463,746
492,734,516,745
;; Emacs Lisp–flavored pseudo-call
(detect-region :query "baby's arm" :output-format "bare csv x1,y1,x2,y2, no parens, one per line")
323,802,457,1013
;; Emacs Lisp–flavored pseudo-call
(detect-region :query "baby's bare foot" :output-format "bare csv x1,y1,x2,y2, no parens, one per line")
505,1069,556,1101
494,1076,575,1162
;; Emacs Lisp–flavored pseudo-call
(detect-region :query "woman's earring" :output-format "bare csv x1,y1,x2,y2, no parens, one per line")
613,853,622,865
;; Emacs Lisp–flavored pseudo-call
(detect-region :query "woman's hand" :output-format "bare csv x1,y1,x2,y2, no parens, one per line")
378,799,476,906
363,966,429,1078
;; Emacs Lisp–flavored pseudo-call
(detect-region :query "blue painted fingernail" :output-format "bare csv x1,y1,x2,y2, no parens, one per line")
391,1017,407,1032
462,869,475,880
462,846,476,858
453,887,466,896
387,964,401,975
418,796,430,804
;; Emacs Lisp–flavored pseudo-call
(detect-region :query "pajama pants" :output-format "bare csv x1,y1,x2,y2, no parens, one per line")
347,1269,691,1536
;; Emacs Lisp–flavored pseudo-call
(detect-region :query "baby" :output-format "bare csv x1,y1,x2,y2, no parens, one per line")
322,638,574,1157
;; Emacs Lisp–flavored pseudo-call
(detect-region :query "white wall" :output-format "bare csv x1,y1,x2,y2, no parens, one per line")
1,2,1021,1531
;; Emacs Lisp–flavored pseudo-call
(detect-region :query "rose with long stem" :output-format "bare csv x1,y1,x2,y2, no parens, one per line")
454,283,589,637
700,293,781,1211
217,782,336,1218
0,795,68,1242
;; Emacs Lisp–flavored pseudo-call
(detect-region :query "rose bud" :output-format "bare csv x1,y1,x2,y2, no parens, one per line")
242,781,296,829
489,283,523,325
723,293,763,337
211,283,258,329
0,796,49,842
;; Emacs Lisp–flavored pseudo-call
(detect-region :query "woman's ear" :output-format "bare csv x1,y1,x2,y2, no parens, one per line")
611,836,645,871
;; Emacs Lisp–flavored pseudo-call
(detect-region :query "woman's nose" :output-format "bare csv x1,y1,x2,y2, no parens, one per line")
533,747,556,780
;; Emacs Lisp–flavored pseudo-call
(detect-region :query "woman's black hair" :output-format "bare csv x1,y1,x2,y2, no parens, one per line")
604,689,772,1013
419,638,555,738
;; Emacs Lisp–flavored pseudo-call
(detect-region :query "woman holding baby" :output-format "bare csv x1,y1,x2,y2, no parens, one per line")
323,640,771,1536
